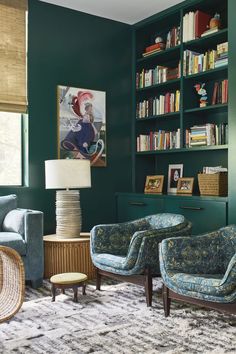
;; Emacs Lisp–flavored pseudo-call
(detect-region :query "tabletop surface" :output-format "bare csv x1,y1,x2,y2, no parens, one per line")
43,233,90,242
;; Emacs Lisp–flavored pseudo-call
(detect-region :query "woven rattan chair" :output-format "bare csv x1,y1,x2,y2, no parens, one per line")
0,246,25,323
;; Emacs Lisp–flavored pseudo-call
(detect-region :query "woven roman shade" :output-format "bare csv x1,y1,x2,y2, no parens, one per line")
0,0,28,113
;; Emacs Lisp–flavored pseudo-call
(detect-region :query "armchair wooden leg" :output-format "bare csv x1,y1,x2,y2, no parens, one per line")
144,267,152,307
163,284,171,317
96,267,101,291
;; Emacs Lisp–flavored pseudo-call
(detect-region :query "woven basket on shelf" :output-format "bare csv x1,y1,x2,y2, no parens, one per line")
198,172,228,196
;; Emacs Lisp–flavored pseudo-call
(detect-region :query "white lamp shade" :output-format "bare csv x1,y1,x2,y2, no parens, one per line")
45,159,91,189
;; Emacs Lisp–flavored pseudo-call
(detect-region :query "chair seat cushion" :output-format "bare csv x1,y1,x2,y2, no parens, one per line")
0,232,26,256
170,272,234,296
93,253,127,270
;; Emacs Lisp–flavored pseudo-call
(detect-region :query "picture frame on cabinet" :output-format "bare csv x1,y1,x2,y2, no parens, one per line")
177,177,194,194
57,85,106,167
167,164,183,194
144,175,164,194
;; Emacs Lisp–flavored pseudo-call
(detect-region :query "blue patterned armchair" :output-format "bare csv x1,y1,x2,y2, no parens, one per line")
159,225,236,316
90,213,192,306
0,194,44,288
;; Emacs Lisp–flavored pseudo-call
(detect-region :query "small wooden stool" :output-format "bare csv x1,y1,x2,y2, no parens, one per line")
50,272,88,302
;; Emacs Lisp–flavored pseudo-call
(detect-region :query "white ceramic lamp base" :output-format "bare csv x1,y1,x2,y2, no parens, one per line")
56,190,81,238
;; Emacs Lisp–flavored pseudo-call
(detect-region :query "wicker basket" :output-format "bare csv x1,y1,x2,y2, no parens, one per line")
198,172,228,196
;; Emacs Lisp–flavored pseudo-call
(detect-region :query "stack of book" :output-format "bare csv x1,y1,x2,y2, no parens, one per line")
136,63,180,88
166,26,181,48
185,123,228,147
142,42,165,57
212,79,228,105
215,42,228,68
136,90,180,118
183,10,211,42
201,27,219,37
137,129,181,152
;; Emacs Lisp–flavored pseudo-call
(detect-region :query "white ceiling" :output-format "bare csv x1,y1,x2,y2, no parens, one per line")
39,0,183,24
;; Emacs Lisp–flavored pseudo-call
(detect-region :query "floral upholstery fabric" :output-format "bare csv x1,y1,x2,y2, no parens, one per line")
159,225,236,303
90,213,192,276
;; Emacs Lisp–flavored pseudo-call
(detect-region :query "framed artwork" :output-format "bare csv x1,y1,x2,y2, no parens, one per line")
57,85,106,167
144,175,164,194
177,177,194,194
168,164,183,193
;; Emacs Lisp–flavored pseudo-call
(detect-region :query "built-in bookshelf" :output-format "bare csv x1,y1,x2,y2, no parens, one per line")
133,0,228,196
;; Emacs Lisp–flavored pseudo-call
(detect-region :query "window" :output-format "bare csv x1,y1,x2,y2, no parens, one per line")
0,112,22,185
0,0,28,186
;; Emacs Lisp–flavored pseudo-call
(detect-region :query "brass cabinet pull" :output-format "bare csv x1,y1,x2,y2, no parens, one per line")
179,206,204,211
129,202,147,206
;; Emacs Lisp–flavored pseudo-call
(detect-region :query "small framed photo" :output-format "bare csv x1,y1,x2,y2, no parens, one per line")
168,164,183,194
144,175,164,194
177,177,194,194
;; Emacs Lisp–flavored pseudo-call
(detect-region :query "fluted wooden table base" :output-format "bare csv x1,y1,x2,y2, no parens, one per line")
43,234,95,280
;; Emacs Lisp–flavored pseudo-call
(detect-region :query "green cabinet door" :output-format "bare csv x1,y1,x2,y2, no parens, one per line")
165,198,227,234
116,194,164,222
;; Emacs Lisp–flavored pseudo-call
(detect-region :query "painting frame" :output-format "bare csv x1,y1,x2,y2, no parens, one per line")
57,85,106,167
177,177,194,194
167,164,183,194
144,175,164,194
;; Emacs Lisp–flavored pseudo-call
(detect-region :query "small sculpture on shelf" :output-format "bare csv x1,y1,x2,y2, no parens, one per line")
209,13,221,30
194,83,208,107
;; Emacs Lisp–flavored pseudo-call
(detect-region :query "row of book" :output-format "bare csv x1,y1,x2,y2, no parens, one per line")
166,26,181,49
183,10,211,42
137,129,181,152
185,123,228,148
212,79,228,105
183,42,228,76
136,64,180,89
136,90,180,118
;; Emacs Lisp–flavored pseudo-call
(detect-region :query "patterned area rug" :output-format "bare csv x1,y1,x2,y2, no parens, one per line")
0,279,236,354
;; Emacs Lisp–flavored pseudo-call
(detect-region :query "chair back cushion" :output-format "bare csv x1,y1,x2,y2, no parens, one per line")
0,195,17,231
147,213,186,229
2,209,27,237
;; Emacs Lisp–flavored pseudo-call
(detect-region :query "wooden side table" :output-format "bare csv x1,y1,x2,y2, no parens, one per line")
43,233,95,280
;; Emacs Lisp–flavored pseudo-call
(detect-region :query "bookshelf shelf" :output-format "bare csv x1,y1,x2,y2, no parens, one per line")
185,103,228,113
184,66,228,80
136,145,228,155
184,28,228,49
136,112,180,121
136,78,180,92
137,45,181,64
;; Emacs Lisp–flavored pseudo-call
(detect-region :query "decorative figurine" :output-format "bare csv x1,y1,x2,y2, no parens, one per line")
209,13,221,29
194,83,208,107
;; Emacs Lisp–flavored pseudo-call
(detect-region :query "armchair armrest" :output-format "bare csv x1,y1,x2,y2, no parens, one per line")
90,217,150,255
160,230,221,274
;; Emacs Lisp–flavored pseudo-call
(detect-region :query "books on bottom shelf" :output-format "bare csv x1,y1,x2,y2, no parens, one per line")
185,123,228,148
137,129,181,152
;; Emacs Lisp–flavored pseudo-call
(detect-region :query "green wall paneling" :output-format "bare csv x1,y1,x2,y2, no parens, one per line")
0,0,133,234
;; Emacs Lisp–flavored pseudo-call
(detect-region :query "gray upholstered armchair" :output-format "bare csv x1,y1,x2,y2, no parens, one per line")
159,225,236,316
90,213,192,306
0,194,44,288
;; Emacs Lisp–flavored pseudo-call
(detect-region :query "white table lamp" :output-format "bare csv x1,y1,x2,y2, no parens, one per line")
45,159,91,238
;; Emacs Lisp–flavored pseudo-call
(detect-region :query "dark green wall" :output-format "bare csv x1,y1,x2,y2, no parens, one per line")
0,0,133,233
